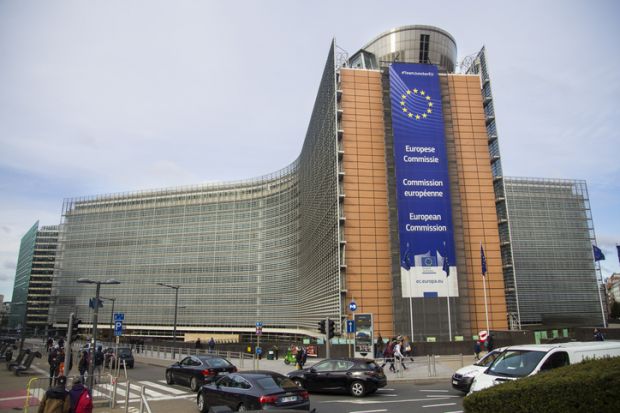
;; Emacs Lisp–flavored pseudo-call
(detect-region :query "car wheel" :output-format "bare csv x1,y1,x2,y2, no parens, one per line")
292,378,304,388
350,380,366,397
165,370,174,385
197,392,209,413
284,359,290,365
190,376,200,392
237,404,246,412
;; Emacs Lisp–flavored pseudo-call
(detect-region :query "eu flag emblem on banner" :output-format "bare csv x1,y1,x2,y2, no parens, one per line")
593,245,605,261
481,244,487,277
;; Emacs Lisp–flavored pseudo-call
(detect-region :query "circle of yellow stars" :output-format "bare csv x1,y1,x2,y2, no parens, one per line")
400,88,433,120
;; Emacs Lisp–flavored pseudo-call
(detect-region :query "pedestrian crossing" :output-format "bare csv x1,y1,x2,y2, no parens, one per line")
29,380,196,404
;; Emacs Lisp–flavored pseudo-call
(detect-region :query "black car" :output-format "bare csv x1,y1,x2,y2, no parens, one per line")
104,347,135,369
287,358,386,397
197,371,310,412
166,355,237,392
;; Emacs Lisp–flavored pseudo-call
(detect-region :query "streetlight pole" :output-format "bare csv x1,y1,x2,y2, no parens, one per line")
100,296,116,336
157,283,180,358
77,278,120,391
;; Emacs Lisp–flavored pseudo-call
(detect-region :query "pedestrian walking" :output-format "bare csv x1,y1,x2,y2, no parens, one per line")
195,338,202,349
69,376,93,413
48,345,61,387
78,351,89,384
38,375,70,413
380,339,396,373
402,336,414,362
295,345,306,369
394,338,407,371
375,334,384,359
593,328,605,341
208,337,216,353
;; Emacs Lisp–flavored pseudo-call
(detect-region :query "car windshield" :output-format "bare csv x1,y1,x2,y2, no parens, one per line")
256,375,298,391
475,350,499,367
487,350,546,378
205,358,232,368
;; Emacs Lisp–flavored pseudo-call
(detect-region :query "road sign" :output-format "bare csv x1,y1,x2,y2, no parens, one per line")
479,330,488,341
349,301,357,311
256,321,263,327
114,321,123,337
114,313,124,322
346,320,356,333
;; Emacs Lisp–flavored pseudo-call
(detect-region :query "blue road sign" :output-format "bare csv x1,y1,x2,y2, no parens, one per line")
114,313,124,322
256,321,263,327
347,320,356,333
114,321,123,336
349,301,357,312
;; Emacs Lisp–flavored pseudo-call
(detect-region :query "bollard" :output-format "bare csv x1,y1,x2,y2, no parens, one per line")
111,376,118,409
125,381,131,413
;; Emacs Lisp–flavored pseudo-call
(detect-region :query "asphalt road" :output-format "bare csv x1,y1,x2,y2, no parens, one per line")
1,354,464,413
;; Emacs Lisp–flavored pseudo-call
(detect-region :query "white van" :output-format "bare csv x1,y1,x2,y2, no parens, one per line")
469,341,620,394
451,348,505,393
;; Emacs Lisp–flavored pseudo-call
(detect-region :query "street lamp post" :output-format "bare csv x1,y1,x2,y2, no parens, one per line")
157,283,180,358
77,278,120,391
99,296,116,336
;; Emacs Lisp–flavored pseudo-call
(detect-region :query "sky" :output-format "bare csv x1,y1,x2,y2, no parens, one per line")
1,0,619,300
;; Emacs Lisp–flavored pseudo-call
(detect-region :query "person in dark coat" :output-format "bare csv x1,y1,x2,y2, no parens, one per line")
594,328,605,341
474,341,482,360
78,351,89,383
38,375,70,413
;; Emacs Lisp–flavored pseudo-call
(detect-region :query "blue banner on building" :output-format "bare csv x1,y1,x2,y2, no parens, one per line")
389,63,458,298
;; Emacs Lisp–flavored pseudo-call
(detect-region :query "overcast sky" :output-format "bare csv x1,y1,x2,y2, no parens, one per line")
1,0,619,300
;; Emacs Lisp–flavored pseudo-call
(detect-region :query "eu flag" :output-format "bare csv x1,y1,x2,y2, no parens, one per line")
593,245,605,261
481,244,487,276
401,242,413,270
443,254,450,277
617,245,620,265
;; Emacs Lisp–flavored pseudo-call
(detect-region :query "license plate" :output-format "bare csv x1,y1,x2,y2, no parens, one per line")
452,380,458,385
281,396,298,403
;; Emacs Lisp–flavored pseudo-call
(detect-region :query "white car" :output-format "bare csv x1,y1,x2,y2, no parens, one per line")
451,348,504,393
469,341,620,394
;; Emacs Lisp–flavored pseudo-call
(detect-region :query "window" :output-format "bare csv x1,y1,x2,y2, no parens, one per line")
419,34,430,63
540,352,569,371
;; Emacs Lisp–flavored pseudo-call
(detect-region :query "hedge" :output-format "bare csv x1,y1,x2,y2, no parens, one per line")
463,356,620,413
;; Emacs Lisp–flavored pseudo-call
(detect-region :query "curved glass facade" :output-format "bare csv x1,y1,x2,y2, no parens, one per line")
49,43,341,337
361,25,457,73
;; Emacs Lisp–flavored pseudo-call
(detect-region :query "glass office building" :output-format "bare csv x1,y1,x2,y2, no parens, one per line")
46,26,605,340
503,177,604,326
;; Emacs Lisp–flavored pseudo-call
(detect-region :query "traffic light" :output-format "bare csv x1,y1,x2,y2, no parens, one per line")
327,319,335,339
68,313,81,343
318,319,326,334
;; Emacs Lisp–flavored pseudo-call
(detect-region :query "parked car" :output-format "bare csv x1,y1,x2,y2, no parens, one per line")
104,346,135,369
451,348,504,393
287,358,386,397
196,371,310,412
166,355,237,392
469,341,620,394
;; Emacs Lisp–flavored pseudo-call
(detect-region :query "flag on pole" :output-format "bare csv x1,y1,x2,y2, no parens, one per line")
442,243,450,277
616,244,620,265
401,242,413,270
481,244,487,277
593,245,605,261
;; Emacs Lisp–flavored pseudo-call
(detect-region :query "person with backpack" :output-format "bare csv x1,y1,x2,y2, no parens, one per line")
69,376,93,413
38,375,70,413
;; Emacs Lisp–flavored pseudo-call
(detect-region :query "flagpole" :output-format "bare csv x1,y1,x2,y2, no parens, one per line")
446,280,452,342
592,244,607,328
408,267,414,341
481,243,490,334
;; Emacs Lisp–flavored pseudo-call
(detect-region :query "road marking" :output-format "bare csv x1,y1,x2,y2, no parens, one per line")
426,395,460,398
349,410,388,413
444,411,464,413
322,396,455,405
422,402,456,408
138,381,188,395
419,389,449,392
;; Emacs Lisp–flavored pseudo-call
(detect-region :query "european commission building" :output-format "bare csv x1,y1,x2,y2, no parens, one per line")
45,25,604,342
